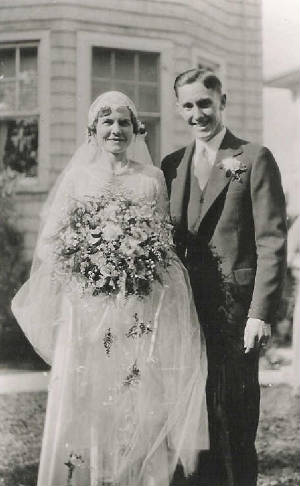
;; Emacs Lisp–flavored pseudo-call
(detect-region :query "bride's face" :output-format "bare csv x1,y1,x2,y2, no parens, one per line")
96,106,134,155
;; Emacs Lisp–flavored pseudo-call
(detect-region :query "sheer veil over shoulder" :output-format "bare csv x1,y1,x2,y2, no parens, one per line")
12,91,208,486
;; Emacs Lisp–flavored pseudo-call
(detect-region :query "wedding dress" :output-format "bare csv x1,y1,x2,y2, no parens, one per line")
12,159,208,486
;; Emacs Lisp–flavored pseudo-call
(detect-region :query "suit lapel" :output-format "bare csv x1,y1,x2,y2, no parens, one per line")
170,142,195,227
196,130,244,229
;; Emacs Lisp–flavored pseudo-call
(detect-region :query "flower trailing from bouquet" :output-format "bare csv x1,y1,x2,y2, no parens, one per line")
52,189,173,299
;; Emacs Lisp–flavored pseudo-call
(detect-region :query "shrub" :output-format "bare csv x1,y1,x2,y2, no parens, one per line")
0,168,47,369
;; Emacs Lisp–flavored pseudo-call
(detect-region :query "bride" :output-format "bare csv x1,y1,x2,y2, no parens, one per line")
12,91,208,486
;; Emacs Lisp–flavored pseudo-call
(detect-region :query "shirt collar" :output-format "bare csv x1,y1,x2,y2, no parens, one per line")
195,126,226,164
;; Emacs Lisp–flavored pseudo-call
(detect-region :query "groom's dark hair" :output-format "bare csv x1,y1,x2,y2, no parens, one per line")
174,68,223,97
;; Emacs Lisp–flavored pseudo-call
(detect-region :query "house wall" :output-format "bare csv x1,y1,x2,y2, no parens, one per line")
264,86,300,217
0,0,263,259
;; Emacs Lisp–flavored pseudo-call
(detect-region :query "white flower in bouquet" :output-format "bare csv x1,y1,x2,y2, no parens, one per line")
131,227,148,242
120,236,140,256
102,222,123,241
102,203,120,220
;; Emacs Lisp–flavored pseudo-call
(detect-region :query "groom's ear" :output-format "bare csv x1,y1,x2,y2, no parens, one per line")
220,93,226,111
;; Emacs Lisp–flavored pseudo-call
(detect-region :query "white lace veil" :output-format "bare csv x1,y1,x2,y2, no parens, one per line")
11,91,154,363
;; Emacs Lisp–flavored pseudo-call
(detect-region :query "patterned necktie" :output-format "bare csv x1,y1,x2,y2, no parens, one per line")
193,145,211,190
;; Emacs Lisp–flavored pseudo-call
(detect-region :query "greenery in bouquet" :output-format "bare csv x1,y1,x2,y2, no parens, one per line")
53,190,174,299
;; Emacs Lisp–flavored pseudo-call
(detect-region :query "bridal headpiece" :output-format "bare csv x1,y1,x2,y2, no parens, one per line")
87,91,145,137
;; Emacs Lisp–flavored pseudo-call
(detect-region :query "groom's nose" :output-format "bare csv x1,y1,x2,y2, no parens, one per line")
192,105,204,122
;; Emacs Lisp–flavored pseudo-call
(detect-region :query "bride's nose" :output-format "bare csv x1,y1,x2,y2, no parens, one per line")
111,121,122,134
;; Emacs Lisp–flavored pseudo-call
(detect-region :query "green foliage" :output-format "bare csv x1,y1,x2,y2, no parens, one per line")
0,169,33,362
0,218,28,330
257,385,300,486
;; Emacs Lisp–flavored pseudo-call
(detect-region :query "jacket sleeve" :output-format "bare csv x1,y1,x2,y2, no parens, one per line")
161,153,188,262
161,155,172,198
248,146,287,323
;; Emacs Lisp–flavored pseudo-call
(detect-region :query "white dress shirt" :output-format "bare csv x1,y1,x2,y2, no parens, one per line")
193,126,226,169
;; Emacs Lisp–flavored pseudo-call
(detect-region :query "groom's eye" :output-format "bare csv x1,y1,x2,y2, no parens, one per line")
183,103,193,110
198,99,212,109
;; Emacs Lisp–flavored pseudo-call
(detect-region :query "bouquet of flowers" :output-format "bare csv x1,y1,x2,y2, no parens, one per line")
52,190,173,299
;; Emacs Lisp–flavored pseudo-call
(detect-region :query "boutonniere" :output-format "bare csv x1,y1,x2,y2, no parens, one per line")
220,158,247,182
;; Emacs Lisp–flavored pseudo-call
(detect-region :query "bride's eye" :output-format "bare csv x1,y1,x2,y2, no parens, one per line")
119,119,131,127
102,119,113,125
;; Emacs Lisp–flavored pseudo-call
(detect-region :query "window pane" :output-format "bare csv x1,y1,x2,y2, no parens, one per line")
20,47,38,74
19,79,38,110
114,82,135,103
139,53,159,82
0,79,16,111
92,47,111,78
115,50,134,81
0,48,15,77
139,85,159,112
2,118,38,177
91,80,113,102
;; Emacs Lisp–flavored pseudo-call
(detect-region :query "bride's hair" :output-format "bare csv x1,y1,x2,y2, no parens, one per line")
87,104,146,140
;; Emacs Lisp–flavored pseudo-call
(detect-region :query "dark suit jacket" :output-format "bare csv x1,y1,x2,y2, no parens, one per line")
161,129,287,326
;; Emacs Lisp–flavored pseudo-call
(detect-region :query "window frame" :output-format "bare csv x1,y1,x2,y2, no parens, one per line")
77,32,174,161
0,30,50,193
91,47,160,116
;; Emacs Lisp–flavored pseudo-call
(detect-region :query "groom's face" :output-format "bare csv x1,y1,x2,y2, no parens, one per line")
177,81,226,142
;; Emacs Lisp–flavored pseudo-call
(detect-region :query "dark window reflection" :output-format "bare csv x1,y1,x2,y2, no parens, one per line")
2,118,38,177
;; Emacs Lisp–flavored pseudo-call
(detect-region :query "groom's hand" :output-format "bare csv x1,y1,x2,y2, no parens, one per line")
244,318,271,354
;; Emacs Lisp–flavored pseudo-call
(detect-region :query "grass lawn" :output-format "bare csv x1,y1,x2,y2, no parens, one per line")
257,384,300,486
0,385,299,486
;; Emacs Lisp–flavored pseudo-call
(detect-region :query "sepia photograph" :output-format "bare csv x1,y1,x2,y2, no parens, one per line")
0,1,299,485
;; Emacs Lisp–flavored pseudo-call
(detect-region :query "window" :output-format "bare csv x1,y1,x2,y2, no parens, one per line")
0,44,39,177
92,47,160,162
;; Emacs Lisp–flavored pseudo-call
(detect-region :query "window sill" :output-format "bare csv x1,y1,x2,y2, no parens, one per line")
16,177,48,195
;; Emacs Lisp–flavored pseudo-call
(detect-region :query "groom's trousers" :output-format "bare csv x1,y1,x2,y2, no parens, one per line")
185,246,260,486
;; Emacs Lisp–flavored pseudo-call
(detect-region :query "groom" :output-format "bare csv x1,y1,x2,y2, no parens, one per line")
162,68,287,486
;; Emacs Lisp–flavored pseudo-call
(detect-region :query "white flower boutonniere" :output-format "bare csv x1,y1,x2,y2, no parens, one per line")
221,158,247,182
